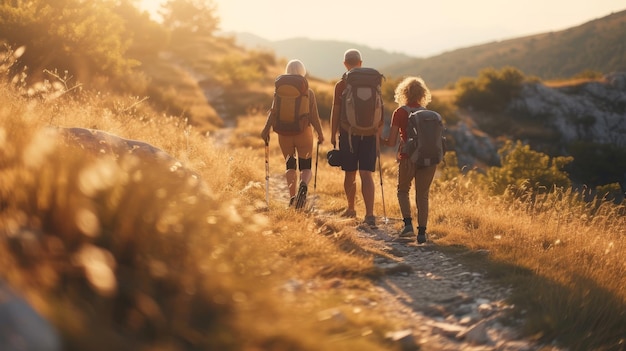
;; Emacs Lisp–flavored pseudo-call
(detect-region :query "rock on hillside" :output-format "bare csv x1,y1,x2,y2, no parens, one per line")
447,117,500,168
447,72,626,170
509,72,626,148
0,280,61,351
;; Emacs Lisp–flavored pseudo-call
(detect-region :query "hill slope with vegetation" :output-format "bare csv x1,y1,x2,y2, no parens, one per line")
1,1,626,350
383,9,626,88
0,0,288,133
1,66,626,350
445,67,626,193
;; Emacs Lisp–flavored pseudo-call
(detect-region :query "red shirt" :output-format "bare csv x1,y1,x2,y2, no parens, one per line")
391,103,423,160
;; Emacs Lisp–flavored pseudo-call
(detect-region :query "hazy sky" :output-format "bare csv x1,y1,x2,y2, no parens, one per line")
141,0,624,57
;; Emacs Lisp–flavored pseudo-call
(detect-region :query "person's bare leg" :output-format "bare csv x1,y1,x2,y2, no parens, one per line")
300,169,312,185
344,171,357,211
286,169,297,197
360,170,375,217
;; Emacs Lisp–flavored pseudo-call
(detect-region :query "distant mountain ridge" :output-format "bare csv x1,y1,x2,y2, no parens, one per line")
225,32,414,80
225,9,626,88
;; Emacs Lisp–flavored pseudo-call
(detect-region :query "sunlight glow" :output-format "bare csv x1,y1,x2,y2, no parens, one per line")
78,159,119,196
75,244,117,297
23,129,57,169
138,0,163,20
75,207,100,237
211,0,624,56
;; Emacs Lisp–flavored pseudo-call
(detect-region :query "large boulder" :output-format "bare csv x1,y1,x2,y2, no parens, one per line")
0,280,61,351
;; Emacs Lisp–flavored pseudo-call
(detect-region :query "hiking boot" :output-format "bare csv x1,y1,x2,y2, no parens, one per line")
341,209,356,218
295,182,307,209
364,215,377,229
400,224,414,235
417,227,427,244
400,225,414,237
393,224,414,242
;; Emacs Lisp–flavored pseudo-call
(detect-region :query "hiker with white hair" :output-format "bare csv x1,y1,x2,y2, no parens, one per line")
261,59,325,208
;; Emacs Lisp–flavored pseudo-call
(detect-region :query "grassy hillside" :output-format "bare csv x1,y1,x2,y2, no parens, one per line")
1,62,626,350
383,9,626,88
2,4,626,348
0,79,397,351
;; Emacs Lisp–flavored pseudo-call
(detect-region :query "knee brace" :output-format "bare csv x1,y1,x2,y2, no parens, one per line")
298,157,312,170
285,155,297,170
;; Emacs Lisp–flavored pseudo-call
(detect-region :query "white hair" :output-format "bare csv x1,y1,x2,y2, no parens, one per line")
285,59,307,77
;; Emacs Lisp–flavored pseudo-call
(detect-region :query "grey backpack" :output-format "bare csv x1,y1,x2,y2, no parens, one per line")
340,67,384,136
401,106,446,167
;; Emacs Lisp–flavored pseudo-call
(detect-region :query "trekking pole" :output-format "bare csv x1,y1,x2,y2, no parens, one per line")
265,140,270,207
378,148,388,224
314,142,319,192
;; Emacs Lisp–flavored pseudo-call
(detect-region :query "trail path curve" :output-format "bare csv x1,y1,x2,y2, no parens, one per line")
268,172,561,351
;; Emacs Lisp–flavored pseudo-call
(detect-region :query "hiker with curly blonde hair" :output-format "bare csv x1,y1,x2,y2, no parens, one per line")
382,76,439,244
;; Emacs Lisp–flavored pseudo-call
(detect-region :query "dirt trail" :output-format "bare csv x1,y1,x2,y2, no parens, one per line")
356,222,559,351
268,172,561,351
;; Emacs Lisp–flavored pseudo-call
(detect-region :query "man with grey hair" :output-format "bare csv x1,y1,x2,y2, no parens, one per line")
330,49,383,227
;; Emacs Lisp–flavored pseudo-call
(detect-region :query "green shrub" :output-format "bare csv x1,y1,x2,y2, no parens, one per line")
455,66,525,112
0,0,137,84
486,140,573,195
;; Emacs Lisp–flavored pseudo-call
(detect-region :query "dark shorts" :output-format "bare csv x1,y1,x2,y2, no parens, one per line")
339,131,377,172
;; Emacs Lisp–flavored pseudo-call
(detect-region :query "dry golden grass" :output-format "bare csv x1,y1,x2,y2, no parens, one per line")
427,175,626,348
2,73,626,350
543,77,605,88
214,107,626,349
0,82,414,351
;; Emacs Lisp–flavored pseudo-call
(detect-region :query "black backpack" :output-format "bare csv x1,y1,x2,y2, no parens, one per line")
401,106,446,167
271,74,310,135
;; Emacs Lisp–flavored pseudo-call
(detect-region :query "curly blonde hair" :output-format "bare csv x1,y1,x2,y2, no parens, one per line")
394,76,431,107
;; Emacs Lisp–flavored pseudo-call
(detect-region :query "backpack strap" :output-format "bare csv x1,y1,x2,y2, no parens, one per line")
343,79,355,153
401,105,424,129
401,106,426,152
401,105,424,113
